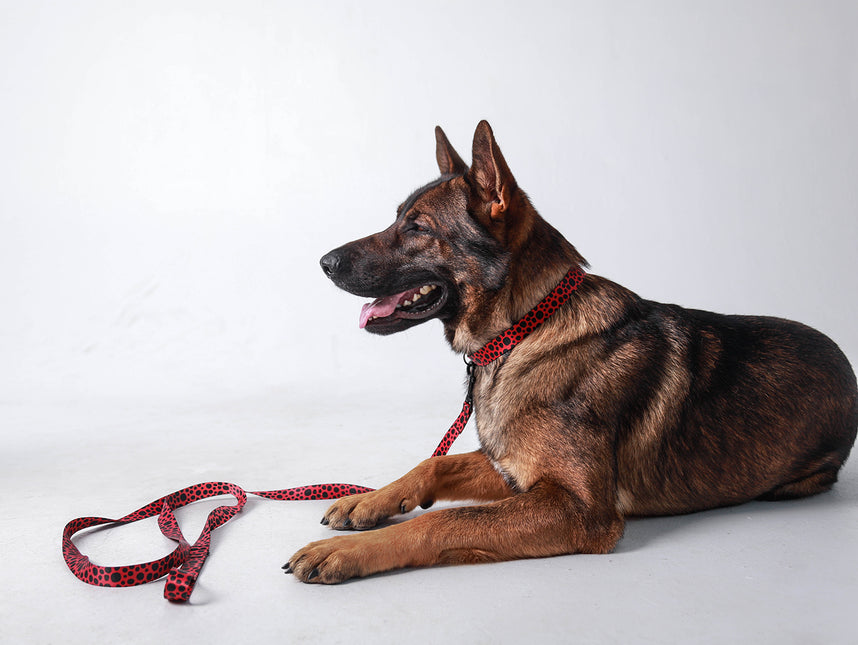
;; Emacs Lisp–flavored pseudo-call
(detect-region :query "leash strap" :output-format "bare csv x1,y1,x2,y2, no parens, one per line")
62,413,468,603
62,266,584,602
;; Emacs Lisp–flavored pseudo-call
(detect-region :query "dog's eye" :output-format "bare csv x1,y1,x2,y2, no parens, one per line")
405,219,429,234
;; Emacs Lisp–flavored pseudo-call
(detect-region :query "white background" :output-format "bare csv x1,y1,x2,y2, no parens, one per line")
2,2,857,643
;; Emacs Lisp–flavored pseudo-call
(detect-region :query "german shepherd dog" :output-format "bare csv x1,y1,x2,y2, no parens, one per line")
285,121,858,584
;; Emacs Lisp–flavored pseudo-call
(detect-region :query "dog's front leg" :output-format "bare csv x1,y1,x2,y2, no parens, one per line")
321,450,513,530
286,479,624,583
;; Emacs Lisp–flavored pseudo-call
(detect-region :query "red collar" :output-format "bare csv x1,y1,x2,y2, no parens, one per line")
468,266,586,366
431,265,585,456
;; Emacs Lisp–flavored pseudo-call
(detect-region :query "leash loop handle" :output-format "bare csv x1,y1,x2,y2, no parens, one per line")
62,482,249,602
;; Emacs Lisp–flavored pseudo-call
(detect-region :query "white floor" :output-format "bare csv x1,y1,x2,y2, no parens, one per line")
3,385,856,645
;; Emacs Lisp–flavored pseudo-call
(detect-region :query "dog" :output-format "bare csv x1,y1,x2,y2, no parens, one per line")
285,121,858,584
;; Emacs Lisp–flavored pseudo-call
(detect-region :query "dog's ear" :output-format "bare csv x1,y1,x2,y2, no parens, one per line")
468,120,517,229
435,126,468,175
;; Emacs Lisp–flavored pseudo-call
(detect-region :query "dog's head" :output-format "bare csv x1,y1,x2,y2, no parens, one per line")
320,121,584,346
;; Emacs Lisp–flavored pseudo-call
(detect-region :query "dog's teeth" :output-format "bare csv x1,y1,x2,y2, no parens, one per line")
403,300,412,306
412,293,422,302
420,285,432,295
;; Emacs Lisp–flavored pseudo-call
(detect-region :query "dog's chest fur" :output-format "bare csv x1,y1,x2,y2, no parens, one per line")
471,351,577,493
472,363,514,482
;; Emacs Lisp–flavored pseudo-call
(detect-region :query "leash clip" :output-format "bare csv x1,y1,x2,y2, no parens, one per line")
464,356,477,405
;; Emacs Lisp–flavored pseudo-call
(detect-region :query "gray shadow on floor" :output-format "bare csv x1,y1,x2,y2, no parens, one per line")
614,475,858,554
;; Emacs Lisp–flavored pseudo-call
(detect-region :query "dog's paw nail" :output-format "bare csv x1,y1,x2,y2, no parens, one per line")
308,568,320,581
400,501,408,514
282,563,292,573
342,518,352,528
320,516,329,525
420,499,435,509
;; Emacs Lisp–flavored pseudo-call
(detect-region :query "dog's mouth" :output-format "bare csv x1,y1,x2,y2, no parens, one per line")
359,283,448,331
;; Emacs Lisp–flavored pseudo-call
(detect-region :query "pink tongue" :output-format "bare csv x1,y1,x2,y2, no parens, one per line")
359,294,401,329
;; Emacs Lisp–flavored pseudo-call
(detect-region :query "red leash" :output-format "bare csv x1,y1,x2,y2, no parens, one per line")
62,267,584,602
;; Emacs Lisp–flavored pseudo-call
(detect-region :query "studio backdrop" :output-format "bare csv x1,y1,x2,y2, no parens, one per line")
2,1,856,405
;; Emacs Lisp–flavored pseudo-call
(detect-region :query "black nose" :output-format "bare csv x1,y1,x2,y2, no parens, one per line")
320,251,341,278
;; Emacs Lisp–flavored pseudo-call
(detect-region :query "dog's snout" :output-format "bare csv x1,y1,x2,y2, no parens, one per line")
320,251,341,278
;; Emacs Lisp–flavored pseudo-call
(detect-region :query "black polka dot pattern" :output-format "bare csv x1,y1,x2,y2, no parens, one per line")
62,482,246,601
62,267,584,602
253,483,374,501
469,266,585,366
432,401,472,457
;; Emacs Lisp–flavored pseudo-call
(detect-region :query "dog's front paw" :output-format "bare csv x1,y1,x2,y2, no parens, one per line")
283,531,400,584
321,486,433,531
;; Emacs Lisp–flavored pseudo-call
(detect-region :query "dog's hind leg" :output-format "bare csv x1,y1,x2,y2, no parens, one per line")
757,465,841,501
287,478,625,583
756,450,847,501
321,451,513,530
